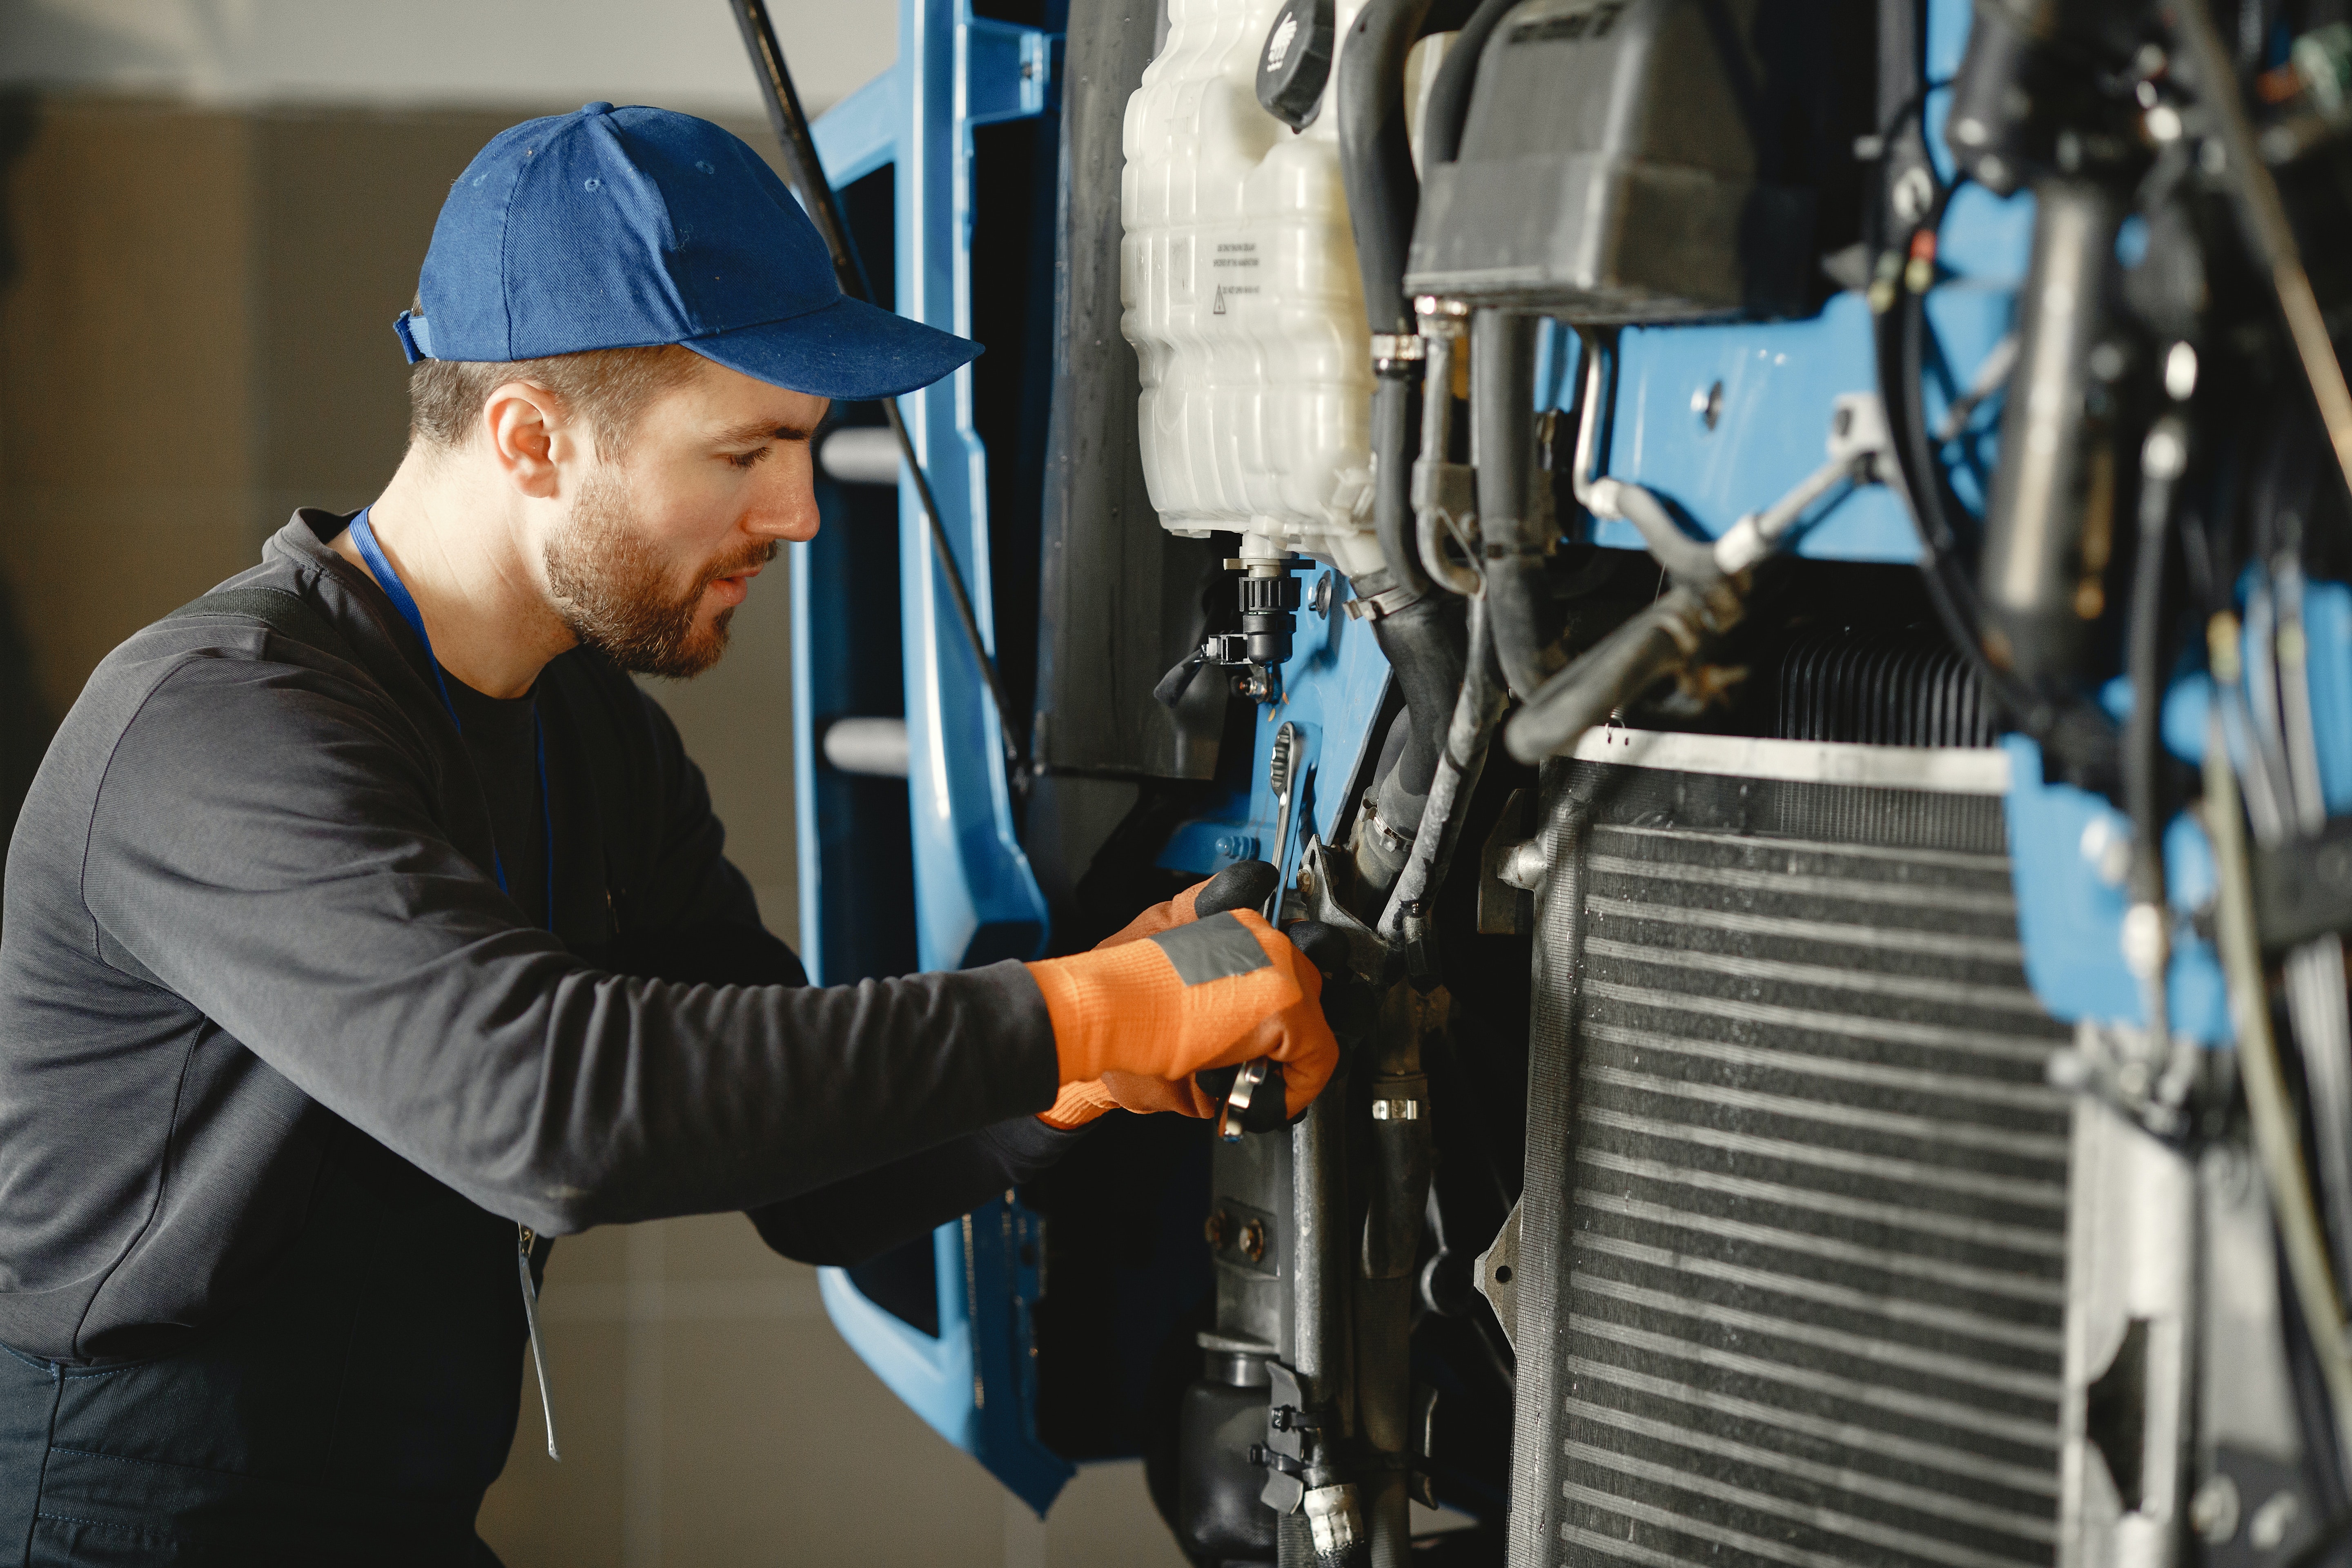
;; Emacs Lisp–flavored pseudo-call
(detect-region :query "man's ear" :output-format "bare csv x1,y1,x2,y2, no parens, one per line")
481,380,580,500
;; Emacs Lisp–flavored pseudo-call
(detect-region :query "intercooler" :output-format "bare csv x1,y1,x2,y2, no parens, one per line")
1506,730,2076,1568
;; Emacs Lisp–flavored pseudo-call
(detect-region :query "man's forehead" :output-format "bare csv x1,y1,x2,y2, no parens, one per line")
704,398,829,443
663,359,829,438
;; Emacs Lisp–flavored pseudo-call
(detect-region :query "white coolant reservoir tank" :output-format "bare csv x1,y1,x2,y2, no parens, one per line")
1120,0,1381,579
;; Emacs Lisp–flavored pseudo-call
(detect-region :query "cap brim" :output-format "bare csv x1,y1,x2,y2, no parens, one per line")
684,294,981,401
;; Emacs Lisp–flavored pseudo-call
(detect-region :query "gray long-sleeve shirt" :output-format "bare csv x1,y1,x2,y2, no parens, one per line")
0,510,1059,1364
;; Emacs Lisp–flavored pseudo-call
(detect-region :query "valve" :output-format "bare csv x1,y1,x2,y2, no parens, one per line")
1155,554,1310,708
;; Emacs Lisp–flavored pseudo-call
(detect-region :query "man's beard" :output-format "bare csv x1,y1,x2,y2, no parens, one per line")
542,465,775,679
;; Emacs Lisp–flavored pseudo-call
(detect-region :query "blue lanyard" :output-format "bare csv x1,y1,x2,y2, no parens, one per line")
350,509,555,928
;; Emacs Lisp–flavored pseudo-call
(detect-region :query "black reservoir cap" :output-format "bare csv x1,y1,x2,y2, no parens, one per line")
1257,0,1335,130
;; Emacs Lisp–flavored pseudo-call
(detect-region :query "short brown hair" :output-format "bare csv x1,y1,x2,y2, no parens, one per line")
405,310,704,459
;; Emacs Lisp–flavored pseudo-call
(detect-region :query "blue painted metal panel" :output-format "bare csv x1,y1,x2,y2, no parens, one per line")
894,0,1054,974
2003,734,2231,1043
801,0,1074,1517
2004,584,2352,1042
810,69,902,189
1594,287,2016,564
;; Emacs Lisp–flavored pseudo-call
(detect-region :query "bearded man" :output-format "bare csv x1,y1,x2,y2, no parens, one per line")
0,104,1335,1565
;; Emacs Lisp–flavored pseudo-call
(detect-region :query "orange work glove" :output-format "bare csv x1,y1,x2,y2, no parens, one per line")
1029,909,1337,1125
1039,861,1285,1128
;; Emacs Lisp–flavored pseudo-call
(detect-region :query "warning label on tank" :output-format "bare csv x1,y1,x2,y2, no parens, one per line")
1210,242,1260,315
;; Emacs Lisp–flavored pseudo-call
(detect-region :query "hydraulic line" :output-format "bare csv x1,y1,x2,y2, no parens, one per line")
1502,579,1735,764
1374,373,1435,606
1472,310,1566,700
1419,0,1515,169
1410,320,1479,599
1289,1081,1355,1568
2205,661,2352,1484
2123,416,2183,1061
725,0,1023,785
1376,595,1507,953
2266,548,2352,1285
1337,0,1435,334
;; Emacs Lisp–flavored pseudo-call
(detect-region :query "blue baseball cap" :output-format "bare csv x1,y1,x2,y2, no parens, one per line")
395,102,978,401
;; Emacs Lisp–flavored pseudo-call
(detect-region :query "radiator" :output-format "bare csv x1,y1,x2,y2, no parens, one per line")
1508,732,2074,1568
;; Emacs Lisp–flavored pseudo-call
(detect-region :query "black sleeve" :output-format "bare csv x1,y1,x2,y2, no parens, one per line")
746,1115,1089,1267
80,657,1060,1237
578,791,1085,1270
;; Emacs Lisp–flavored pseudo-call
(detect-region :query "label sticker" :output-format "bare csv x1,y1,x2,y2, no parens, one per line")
1149,911,1274,986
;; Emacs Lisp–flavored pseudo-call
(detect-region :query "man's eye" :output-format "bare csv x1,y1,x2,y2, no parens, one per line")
725,447,768,470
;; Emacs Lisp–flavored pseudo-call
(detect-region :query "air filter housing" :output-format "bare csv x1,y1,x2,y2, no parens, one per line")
1405,0,1858,321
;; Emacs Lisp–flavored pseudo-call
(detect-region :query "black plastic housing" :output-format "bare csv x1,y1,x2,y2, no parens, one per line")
1175,1372,1280,1562
1404,0,1869,320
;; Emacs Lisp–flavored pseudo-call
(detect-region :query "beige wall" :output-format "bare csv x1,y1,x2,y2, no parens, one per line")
0,93,1186,1567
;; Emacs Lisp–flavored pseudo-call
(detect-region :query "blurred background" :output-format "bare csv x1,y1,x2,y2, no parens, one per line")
0,2,1184,1562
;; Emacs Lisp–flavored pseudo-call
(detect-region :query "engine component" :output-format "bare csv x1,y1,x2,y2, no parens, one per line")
1404,0,1854,319
1977,180,2124,693
1176,1350,1282,1561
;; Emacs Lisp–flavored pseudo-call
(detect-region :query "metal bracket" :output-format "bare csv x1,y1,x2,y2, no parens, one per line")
962,18,1060,125
1473,1200,1522,1353
1477,788,1539,935
1260,1361,1312,1514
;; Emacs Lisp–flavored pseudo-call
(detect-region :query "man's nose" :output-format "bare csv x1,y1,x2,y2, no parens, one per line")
749,465,822,544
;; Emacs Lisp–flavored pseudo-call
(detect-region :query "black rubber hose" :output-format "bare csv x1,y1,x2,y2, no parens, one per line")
1372,374,1433,602
1338,0,1434,332
1504,584,1715,764
1372,596,1468,835
1473,310,1565,701
1420,0,1515,169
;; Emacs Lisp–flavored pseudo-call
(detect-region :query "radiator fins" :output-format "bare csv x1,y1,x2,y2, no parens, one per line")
1776,628,1998,749
1518,764,2071,1568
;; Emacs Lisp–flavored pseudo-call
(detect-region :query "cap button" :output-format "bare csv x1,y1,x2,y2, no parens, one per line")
580,101,614,115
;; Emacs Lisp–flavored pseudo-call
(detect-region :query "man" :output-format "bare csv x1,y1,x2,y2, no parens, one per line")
0,105,1334,1564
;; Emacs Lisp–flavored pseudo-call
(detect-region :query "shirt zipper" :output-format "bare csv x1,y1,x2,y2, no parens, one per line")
517,1224,561,1460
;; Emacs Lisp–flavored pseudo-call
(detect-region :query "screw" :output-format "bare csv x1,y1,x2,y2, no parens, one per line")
2190,1474,2241,1544
1204,1210,1229,1250
2250,1490,2300,1551
1240,1218,1267,1263
1691,380,1724,430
